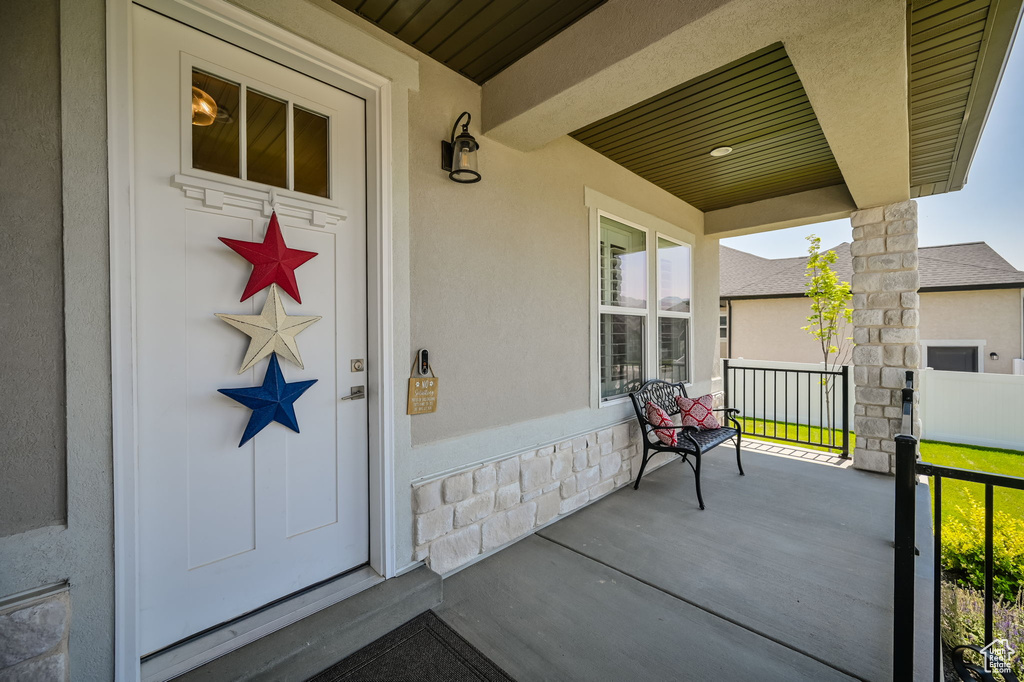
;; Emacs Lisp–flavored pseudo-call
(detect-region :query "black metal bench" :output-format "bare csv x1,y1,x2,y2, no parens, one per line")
628,380,744,509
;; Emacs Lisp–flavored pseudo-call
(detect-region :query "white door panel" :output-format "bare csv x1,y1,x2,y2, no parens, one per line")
132,6,368,654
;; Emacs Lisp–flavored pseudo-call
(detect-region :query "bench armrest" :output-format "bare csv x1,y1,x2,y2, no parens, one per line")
718,409,742,434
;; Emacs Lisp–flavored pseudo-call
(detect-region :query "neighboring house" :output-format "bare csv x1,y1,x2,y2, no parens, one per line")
720,242,1024,373
1,0,1020,680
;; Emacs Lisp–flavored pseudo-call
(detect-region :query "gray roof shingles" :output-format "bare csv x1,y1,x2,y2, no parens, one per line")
720,242,1024,299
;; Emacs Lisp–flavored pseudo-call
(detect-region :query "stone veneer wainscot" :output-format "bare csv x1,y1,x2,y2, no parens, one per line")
0,587,70,681
411,422,676,574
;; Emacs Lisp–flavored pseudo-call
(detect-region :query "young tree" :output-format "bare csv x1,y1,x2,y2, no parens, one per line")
802,235,853,434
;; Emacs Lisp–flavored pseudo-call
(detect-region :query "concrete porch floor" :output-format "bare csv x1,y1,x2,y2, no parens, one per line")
435,446,934,681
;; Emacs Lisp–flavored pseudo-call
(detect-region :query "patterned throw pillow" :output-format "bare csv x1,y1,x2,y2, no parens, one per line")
675,394,721,430
645,401,677,446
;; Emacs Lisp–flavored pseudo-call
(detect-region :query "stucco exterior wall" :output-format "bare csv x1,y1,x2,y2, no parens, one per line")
0,0,66,537
406,56,707,445
0,0,114,679
728,297,853,365
727,289,1023,373
918,289,1023,373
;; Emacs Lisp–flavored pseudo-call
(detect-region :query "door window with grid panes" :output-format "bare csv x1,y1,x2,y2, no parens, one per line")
597,213,692,402
191,68,331,198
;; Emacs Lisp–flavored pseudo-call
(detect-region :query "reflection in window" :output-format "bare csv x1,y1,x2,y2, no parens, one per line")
192,70,240,178
246,90,287,190
599,217,646,309
658,237,691,312
600,314,645,400
294,107,330,197
594,211,694,400
190,70,331,199
659,317,689,384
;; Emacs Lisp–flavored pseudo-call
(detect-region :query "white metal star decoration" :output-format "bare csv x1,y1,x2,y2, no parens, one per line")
216,284,321,373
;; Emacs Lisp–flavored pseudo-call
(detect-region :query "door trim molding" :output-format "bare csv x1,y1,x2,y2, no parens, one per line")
106,1,396,678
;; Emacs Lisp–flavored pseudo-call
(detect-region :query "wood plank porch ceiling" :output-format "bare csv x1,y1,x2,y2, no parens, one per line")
908,0,1015,198
571,44,844,212
333,1,1021,209
331,0,608,84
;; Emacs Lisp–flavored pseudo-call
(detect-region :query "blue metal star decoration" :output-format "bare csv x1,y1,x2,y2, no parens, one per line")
218,353,317,447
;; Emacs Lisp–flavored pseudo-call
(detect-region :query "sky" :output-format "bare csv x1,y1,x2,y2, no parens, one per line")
722,38,1024,270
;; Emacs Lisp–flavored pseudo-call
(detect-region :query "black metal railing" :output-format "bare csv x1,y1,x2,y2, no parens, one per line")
722,359,850,457
893,377,1024,680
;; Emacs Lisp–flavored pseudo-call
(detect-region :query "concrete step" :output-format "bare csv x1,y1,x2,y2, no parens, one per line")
175,566,442,682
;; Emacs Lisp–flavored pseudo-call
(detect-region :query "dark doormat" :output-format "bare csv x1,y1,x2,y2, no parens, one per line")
307,610,516,682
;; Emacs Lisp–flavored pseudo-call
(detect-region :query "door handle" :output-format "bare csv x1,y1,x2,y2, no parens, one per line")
340,385,366,401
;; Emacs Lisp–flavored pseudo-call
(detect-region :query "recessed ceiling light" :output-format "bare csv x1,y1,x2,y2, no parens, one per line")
710,146,733,157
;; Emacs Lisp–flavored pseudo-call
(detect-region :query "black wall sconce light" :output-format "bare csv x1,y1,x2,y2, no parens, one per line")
441,111,480,183
990,351,999,361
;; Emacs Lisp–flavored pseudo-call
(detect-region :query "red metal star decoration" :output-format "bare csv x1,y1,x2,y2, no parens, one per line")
219,213,317,303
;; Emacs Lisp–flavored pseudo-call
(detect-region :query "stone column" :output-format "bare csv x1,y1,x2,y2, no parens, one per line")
849,200,921,473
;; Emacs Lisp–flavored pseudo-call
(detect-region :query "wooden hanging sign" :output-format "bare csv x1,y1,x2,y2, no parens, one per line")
407,365,439,415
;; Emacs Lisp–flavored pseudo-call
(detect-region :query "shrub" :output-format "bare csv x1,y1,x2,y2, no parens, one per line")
941,493,1024,601
940,581,1024,678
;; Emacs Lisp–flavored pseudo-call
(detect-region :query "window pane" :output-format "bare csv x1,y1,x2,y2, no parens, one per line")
600,313,644,400
600,216,646,308
659,317,689,384
192,70,240,178
246,90,287,189
294,107,329,197
658,237,691,312
926,346,978,372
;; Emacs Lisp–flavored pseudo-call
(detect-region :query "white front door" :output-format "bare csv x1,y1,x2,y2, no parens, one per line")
132,6,369,654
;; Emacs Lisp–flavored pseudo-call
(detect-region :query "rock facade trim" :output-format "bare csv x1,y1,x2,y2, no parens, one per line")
412,422,671,575
0,586,70,681
850,200,922,474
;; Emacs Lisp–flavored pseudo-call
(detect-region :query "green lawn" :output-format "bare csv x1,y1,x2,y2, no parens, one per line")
920,440,1024,525
735,416,856,455
734,419,1024,524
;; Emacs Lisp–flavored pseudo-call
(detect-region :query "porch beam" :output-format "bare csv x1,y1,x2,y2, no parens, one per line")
704,184,856,238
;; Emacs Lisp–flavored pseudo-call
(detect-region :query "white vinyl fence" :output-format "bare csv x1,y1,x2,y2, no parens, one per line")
723,359,855,431
919,369,1024,450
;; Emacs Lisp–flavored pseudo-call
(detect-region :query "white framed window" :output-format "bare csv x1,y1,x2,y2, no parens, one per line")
921,339,986,372
656,234,692,386
598,213,649,402
595,210,693,404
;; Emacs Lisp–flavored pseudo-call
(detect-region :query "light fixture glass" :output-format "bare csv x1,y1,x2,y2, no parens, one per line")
709,146,733,157
451,132,479,179
192,86,218,126
441,112,481,183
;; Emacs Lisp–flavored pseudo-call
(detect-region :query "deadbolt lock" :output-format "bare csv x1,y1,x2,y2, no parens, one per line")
351,359,365,372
